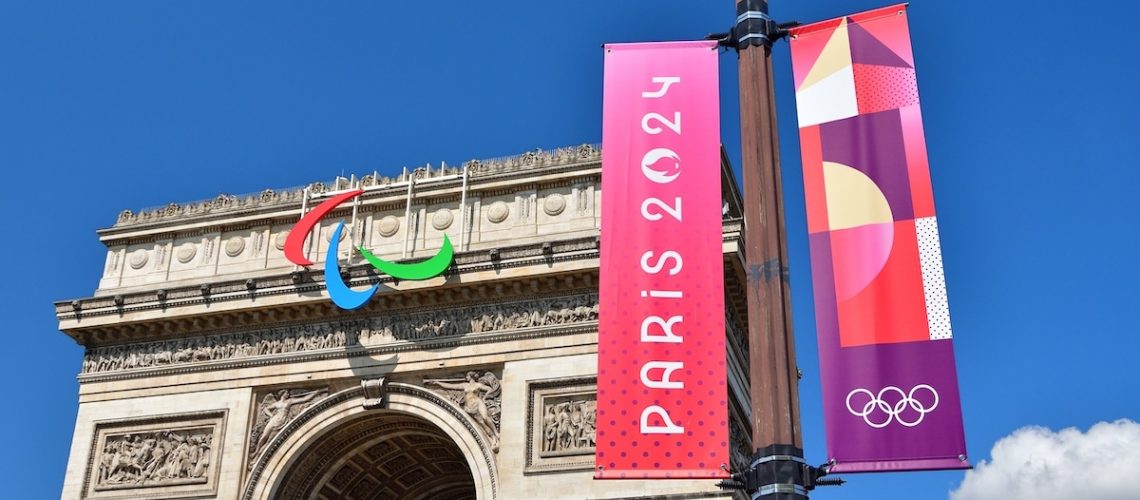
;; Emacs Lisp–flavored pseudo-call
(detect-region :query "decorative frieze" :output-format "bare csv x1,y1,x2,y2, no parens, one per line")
84,410,226,500
80,293,598,375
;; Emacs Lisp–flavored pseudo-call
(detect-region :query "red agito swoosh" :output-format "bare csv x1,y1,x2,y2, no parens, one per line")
283,189,364,266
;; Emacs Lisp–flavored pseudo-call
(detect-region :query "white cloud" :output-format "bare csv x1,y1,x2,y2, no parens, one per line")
950,419,1140,500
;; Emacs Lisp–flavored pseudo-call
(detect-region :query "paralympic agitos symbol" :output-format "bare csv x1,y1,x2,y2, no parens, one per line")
283,189,454,310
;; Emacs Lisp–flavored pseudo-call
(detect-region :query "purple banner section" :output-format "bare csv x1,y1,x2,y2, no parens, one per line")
790,5,969,472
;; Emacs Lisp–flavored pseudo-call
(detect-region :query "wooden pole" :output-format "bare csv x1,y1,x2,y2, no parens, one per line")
735,0,803,453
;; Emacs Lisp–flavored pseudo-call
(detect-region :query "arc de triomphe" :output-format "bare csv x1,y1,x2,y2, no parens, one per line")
56,145,753,499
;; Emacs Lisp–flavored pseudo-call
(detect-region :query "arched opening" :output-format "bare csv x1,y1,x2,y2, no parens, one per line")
275,411,476,500
244,384,496,500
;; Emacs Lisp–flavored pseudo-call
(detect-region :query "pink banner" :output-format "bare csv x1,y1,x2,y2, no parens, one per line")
595,41,727,480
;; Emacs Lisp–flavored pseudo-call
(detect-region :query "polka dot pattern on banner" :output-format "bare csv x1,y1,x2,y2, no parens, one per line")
853,63,920,115
916,216,953,340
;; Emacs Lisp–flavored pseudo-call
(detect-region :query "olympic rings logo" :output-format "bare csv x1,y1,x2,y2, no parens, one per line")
845,384,939,428
283,189,454,310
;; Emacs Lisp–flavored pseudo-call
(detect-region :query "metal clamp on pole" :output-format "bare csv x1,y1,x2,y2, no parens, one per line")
717,445,844,499
708,0,798,50
734,0,778,48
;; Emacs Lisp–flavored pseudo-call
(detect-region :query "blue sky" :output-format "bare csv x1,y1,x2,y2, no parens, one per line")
2,1,1137,498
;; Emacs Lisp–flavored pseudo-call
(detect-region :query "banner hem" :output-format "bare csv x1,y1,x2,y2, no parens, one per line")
828,457,972,473
594,469,731,480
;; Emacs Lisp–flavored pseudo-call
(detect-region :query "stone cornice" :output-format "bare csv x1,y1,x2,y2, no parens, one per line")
57,247,601,347
58,221,745,348
103,144,601,237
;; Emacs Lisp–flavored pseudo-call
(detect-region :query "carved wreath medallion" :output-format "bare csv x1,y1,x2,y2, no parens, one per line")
431,209,454,230
175,243,197,264
377,216,400,238
543,193,566,216
128,249,149,270
224,237,246,258
486,201,510,224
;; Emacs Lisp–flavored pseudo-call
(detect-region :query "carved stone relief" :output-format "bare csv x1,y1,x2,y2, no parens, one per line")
541,394,596,455
105,249,121,276
155,245,167,270
424,371,501,452
97,428,213,487
518,195,531,221
247,387,329,467
84,410,226,500
81,293,598,375
203,238,214,264
526,377,597,473
576,186,589,216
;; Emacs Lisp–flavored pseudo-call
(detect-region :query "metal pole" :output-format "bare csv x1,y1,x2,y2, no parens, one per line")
402,171,415,258
459,164,469,251
734,0,805,498
295,187,311,272
350,179,360,259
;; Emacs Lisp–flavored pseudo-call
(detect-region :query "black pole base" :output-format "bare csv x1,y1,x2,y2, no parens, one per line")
717,445,842,499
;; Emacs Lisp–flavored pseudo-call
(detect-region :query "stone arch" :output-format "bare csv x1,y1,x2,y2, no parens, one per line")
242,383,498,500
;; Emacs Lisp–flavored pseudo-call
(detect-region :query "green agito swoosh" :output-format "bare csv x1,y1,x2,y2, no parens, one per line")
358,234,454,281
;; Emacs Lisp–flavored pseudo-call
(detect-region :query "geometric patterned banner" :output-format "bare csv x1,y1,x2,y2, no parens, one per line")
789,4,970,473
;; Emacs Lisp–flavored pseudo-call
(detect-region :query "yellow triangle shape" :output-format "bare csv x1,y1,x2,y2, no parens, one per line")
799,18,852,91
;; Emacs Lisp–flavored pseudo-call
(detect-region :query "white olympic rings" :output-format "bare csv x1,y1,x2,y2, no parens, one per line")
845,384,939,428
